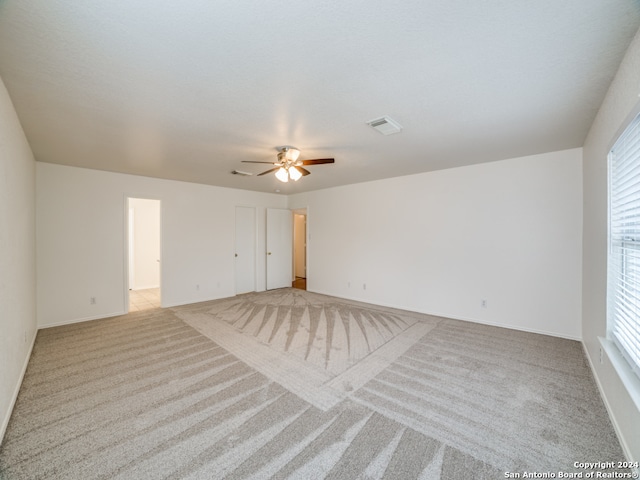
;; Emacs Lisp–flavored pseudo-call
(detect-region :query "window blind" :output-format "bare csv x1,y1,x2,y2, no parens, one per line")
608,112,640,379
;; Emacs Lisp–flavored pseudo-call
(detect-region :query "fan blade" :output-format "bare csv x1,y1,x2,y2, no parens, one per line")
293,166,311,176
257,167,281,176
301,158,335,165
242,161,279,164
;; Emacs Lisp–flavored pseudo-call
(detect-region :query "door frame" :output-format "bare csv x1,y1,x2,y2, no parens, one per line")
124,195,163,312
292,206,309,287
292,207,308,281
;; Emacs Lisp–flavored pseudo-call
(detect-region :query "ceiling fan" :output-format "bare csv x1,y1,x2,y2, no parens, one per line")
242,147,334,182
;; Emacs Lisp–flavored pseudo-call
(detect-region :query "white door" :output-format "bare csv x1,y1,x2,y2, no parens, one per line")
235,206,256,294
266,208,293,290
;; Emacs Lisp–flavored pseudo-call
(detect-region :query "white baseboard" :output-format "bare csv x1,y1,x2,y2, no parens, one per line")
0,328,37,446
162,293,236,309
309,288,581,341
582,342,634,463
437,311,582,341
38,310,126,329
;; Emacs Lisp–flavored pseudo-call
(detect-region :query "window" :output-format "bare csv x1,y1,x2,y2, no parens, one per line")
608,112,640,379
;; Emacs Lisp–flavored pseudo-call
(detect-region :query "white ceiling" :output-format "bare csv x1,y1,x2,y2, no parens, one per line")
0,1,639,194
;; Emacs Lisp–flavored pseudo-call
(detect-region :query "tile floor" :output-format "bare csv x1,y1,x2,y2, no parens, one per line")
129,288,161,312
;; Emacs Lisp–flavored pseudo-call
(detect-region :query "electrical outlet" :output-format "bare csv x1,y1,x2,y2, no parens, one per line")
363,283,367,290
481,299,487,308
348,281,351,288
196,284,200,291
90,297,96,305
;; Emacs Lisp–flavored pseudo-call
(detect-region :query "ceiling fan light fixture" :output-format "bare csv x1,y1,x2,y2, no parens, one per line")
242,147,334,181
284,147,301,161
289,166,302,181
275,167,289,182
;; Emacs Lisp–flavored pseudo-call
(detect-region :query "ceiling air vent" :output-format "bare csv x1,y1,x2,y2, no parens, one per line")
366,116,403,135
231,170,253,176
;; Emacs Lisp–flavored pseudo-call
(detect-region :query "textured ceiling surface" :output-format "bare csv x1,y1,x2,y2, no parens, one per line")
0,1,639,194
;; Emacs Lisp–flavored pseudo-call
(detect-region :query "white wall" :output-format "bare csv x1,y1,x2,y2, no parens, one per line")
129,198,160,290
582,27,640,462
36,163,287,327
290,148,583,339
0,76,37,443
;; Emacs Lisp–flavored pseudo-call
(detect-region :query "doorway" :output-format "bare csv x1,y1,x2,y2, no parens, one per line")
293,209,307,290
127,198,161,311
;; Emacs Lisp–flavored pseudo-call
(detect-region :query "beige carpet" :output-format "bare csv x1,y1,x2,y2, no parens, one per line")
174,289,440,410
0,288,628,479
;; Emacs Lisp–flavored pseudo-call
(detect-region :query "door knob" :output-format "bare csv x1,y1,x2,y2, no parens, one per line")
267,252,272,255
235,253,238,257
